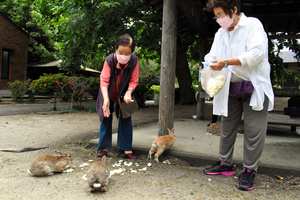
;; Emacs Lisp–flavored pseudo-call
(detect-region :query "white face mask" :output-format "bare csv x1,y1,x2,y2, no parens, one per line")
116,53,131,64
216,15,233,29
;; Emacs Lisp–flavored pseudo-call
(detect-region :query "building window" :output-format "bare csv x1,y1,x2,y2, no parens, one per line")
2,50,10,79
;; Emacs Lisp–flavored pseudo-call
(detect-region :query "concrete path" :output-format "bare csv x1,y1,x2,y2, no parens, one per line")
1,98,299,173
91,117,300,172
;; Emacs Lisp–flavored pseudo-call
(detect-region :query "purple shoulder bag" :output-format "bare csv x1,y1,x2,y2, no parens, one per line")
229,81,254,99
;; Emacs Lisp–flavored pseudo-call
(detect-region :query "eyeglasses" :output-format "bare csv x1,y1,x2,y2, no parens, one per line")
213,13,225,20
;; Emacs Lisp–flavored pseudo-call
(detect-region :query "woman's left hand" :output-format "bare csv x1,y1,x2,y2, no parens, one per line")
210,59,226,70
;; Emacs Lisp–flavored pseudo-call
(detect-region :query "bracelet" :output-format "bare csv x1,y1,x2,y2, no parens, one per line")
127,88,133,92
224,59,228,68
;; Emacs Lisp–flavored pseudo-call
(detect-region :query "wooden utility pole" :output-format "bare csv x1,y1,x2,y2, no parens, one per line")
158,0,177,136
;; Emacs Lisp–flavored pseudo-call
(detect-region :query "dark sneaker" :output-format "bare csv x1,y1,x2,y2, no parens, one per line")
204,159,234,176
97,150,108,157
125,153,137,159
237,168,255,191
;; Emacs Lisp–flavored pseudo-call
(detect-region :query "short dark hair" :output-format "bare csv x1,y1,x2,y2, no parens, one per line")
206,0,241,17
115,34,135,53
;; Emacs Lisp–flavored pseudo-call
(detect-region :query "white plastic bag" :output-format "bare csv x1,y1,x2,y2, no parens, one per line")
200,58,226,97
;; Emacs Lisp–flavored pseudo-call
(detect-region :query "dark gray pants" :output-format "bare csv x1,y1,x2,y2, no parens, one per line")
220,96,268,171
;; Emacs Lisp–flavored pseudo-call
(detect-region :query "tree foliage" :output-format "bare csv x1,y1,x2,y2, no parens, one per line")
0,0,61,63
1,0,299,103
54,0,162,74
0,0,162,71
267,35,300,84
273,36,300,82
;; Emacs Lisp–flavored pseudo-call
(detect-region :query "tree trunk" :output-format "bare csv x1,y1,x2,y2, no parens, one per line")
53,96,57,111
176,42,195,105
158,0,177,136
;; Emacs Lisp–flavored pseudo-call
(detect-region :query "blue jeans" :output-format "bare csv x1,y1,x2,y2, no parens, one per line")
97,102,133,152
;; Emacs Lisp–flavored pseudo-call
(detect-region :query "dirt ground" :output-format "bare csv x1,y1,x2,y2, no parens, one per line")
0,99,299,199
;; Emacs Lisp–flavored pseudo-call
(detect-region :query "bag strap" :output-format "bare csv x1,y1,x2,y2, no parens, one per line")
113,53,117,77
113,53,120,99
113,53,118,89
116,76,127,117
114,55,125,118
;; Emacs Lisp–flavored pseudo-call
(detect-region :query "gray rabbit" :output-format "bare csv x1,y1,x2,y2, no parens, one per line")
86,156,110,192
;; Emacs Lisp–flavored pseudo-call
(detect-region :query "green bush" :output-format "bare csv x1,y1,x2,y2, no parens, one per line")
29,73,92,109
8,80,27,102
8,79,35,102
150,85,160,94
29,73,70,95
86,76,100,100
190,62,200,85
24,79,35,102
193,85,198,93
26,89,35,102
134,60,160,107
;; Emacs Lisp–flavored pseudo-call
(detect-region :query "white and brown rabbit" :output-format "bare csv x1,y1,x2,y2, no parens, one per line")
148,128,176,162
28,150,73,176
86,156,111,192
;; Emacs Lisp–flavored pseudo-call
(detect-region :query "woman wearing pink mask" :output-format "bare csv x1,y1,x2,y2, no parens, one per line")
96,34,139,159
203,0,274,191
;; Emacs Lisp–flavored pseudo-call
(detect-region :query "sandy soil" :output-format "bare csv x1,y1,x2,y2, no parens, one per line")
0,99,299,199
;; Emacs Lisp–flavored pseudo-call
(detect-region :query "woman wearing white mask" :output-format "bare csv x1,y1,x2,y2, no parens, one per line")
203,0,274,191
96,34,139,159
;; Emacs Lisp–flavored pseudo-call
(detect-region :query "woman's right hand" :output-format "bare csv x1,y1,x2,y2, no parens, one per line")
102,98,110,118
210,59,225,70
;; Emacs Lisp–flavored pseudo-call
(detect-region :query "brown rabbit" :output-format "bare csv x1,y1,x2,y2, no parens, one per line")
207,123,221,135
28,151,73,176
147,128,176,162
86,156,110,192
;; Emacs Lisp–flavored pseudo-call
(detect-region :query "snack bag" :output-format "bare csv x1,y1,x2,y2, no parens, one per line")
200,57,226,97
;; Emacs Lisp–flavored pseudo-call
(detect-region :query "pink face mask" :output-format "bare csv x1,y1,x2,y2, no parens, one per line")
216,15,233,29
116,53,131,64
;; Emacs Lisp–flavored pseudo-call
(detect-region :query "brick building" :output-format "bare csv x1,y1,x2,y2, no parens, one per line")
0,12,29,90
